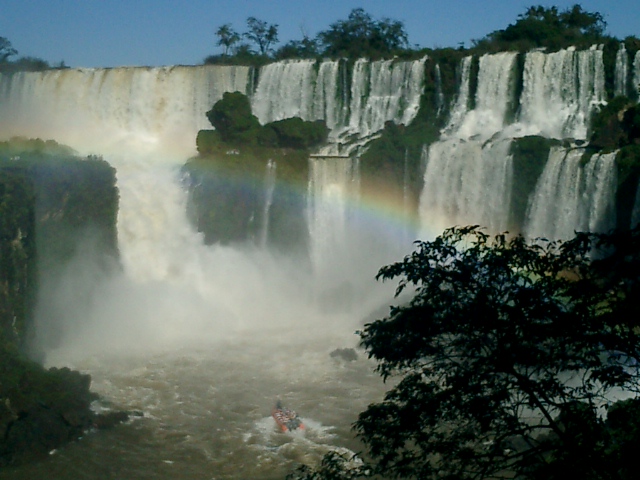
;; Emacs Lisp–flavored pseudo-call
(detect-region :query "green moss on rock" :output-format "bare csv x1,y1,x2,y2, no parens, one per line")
264,117,329,149
0,138,125,468
183,147,309,254
206,91,262,144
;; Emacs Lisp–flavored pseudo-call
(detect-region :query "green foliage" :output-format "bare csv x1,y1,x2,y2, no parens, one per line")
0,38,52,73
204,92,330,150
183,148,309,251
0,36,18,63
264,117,329,149
0,56,51,73
209,17,279,63
275,37,320,60
317,8,409,59
473,4,609,52
297,226,640,479
208,6,635,66
245,17,279,56
0,140,122,466
357,226,640,479
359,121,425,219
287,451,370,480
0,136,76,157
0,165,35,346
204,46,271,67
215,23,241,57
0,336,99,466
1,137,119,288
210,8,410,62
196,129,222,155
206,91,262,143
604,398,640,479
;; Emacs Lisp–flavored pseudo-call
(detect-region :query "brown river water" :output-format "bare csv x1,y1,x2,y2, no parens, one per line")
4,336,388,479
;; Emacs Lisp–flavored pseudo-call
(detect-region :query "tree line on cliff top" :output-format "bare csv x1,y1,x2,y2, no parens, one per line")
2,5,636,72
206,4,627,65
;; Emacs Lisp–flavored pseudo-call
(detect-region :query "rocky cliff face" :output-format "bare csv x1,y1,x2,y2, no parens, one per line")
0,143,124,467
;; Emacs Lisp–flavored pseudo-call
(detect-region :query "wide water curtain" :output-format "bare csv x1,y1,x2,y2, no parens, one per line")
419,46,613,240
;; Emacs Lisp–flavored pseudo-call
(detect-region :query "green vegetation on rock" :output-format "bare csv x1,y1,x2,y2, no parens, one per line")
0,138,123,467
0,164,35,346
590,96,640,150
206,91,262,144
472,4,608,53
204,92,329,150
264,117,329,149
615,145,640,230
190,92,324,250
183,148,309,253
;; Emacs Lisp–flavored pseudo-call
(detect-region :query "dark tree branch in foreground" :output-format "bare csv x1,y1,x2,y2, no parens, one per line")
290,225,640,480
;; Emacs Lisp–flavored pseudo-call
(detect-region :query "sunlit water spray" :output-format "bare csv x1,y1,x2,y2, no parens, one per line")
0,64,410,478
19,143,396,478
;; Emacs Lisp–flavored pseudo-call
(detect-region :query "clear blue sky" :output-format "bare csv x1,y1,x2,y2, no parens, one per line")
1,0,638,68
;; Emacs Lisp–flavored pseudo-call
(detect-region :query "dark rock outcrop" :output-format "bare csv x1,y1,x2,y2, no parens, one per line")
0,140,125,467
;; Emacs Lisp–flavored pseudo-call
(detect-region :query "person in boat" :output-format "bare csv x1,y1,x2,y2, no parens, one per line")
273,401,303,431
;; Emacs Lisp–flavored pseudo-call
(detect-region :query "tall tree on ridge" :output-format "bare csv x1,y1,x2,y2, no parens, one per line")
245,17,279,56
215,24,241,57
0,37,18,63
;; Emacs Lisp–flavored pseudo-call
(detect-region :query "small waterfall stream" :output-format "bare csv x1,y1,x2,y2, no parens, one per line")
259,159,277,248
524,149,617,240
615,43,629,97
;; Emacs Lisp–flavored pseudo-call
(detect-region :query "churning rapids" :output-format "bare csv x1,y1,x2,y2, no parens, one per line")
3,151,402,480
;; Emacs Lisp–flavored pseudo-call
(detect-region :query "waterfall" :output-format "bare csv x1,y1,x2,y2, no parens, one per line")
420,138,514,236
443,55,473,133
251,57,426,155
434,64,445,115
418,45,610,241
615,43,629,97
313,60,348,131
517,45,605,139
456,52,517,137
524,148,617,240
345,57,426,140
420,52,517,237
259,159,277,248
0,65,251,156
251,60,320,124
306,157,360,289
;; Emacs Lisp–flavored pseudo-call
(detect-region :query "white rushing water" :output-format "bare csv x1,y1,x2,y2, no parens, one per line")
615,43,629,97
0,62,416,479
420,52,517,236
524,149,618,240
516,45,605,140
0,65,252,155
419,46,613,240
251,57,426,155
